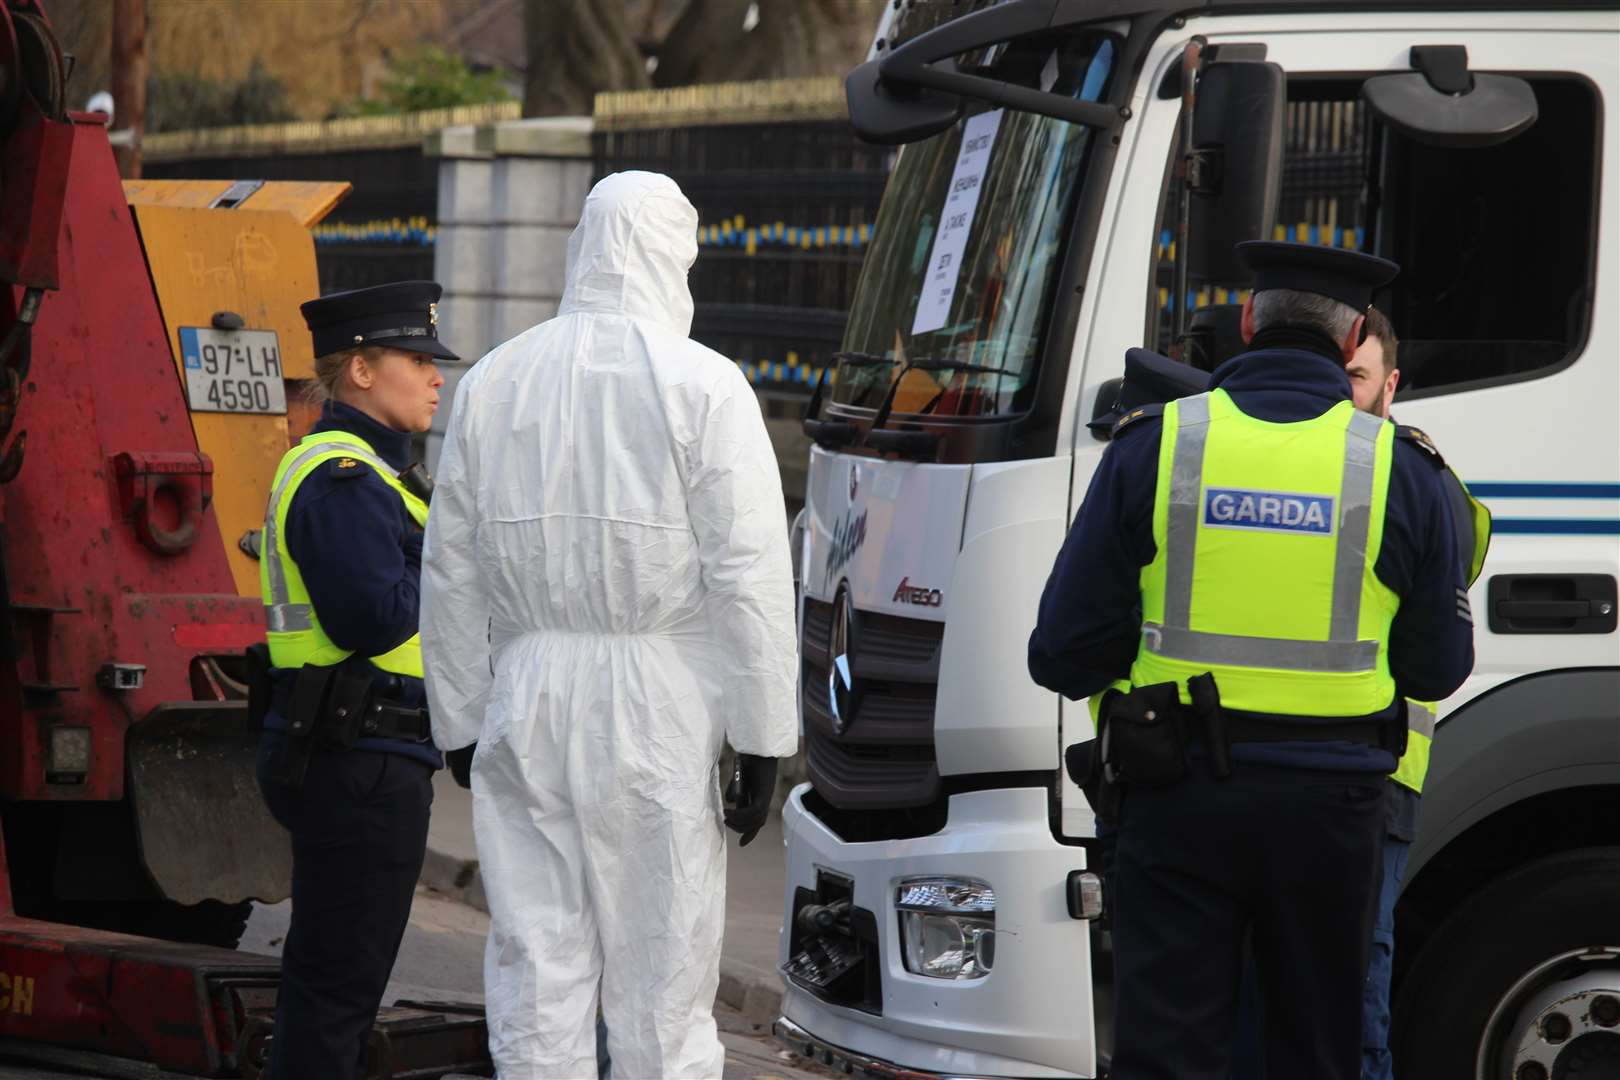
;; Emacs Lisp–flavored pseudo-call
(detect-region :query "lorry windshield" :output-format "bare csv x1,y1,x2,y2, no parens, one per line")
831,33,1116,418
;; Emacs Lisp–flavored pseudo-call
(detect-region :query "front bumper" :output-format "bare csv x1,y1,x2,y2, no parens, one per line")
776,1016,996,1080
778,783,1098,1079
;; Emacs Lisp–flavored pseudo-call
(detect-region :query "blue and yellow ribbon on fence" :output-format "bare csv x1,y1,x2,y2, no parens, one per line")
1155,223,1365,262
1155,222,1364,311
313,216,437,246
699,216,871,255
730,351,836,388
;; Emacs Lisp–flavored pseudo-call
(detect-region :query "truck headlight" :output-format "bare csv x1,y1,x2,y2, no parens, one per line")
896,877,995,980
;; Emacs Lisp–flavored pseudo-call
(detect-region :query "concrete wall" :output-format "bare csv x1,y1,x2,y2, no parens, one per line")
425,117,593,469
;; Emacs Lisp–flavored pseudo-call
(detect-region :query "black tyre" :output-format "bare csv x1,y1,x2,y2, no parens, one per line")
1392,847,1620,1080
33,896,254,949
96,898,255,949
2,801,253,949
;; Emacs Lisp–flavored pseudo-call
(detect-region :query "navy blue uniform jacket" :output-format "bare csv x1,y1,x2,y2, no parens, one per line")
266,400,442,768
1028,347,1474,772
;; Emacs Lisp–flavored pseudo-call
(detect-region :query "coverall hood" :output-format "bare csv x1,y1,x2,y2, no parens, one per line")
560,170,699,337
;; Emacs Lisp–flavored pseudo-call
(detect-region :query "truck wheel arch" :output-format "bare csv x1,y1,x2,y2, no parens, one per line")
1404,667,1620,886
1396,668,1620,986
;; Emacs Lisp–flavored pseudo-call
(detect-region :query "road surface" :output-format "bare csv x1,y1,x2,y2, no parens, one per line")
242,886,833,1080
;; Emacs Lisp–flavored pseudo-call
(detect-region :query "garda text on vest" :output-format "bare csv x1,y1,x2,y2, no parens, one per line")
1203,488,1335,536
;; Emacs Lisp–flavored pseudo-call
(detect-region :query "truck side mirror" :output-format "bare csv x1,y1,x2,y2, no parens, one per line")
843,0,1121,145
1362,45,1537,148
1186,60,1285,284
846,57,964,146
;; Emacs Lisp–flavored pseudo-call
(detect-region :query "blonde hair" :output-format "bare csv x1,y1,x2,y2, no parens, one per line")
307,345,387,405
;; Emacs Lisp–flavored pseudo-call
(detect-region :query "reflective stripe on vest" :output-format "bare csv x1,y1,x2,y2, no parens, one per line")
1390,700,1437,793
259,432,427,676
1132,390,1400,716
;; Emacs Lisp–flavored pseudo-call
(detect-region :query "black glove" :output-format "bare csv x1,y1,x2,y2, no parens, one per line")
723,753,778,847
446,743,476,789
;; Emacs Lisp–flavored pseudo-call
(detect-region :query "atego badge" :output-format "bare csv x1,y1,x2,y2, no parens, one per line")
892,577,943,608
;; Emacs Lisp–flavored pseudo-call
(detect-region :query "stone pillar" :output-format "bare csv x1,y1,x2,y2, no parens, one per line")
424,116,593,469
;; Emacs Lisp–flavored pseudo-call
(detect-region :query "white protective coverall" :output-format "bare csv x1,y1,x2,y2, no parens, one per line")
421,171,798,1080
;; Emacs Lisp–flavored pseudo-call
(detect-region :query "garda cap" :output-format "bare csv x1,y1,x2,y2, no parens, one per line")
1086,348,1210,432
300,280,461,362
1235,241,1400,313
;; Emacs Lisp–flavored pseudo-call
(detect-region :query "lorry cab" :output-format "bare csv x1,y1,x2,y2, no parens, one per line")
780,2,1619,1076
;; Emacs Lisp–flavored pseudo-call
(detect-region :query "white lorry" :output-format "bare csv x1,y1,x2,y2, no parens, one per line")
776,2,1620,1077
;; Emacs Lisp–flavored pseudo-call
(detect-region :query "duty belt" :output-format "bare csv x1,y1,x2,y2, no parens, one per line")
271,703,431,745
1218,713,1403,751
360,702,433,743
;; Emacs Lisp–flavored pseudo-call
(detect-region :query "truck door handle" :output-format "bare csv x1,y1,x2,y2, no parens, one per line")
1487,574,1617,634
1495,600,1594,620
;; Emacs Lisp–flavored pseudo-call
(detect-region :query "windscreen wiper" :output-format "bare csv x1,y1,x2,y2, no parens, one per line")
833,351,897,368
804,353,896,449
862,359,942,457
907,356,1012,417
834,350,901,408
908,357,1006,376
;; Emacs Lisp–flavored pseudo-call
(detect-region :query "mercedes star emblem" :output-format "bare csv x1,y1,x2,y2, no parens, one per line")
829,584,857,735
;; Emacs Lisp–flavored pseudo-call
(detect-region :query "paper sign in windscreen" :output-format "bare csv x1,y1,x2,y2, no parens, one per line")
910,110,1004,337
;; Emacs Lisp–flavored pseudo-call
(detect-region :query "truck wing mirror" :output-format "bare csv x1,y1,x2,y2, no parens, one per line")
1186,60,1285,284
845,57,964,146
1362,46,1537,149
845,0,1120,145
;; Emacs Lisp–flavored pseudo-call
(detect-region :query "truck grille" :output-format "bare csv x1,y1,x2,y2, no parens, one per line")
801,597,943,809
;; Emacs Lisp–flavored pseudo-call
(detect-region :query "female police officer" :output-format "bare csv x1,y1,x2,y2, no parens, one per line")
255,281,458,1079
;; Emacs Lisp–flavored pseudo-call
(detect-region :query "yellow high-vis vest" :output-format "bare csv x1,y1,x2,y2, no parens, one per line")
1131,390,1400,716
1391,701,1437,793
259,431,427,677
1388,466,1491,795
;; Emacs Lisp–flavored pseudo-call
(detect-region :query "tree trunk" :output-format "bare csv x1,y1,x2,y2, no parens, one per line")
654,0,885,87
651,0,751,87
523,0,650,117
110,0,145,178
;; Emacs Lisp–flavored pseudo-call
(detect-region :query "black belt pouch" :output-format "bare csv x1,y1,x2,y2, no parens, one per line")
1102,681,1187,787
314,656,375,751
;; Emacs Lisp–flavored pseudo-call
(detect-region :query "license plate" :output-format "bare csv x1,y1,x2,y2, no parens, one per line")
179,327,287,415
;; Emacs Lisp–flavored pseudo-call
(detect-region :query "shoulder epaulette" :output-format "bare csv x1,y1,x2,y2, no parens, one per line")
1111,403,1165,438
328,456,370,479
1395,424,1446,467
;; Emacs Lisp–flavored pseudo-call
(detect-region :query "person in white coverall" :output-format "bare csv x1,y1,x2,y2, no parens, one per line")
419,170,799,1080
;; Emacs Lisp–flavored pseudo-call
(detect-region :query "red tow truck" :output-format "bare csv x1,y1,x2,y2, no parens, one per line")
0,2,490,1074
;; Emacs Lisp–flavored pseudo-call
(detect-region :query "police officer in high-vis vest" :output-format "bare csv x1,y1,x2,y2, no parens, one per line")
1030,243,1475,1080
254,281,458,1079
1348,308,1490,1080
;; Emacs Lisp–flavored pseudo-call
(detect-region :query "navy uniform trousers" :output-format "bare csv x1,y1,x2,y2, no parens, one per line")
256,736,433,1080
1110,759,1385,1080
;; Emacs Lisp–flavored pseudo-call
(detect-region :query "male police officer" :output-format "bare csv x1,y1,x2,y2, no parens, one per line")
1348,309,1488,1080
1030,243,1474,1080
